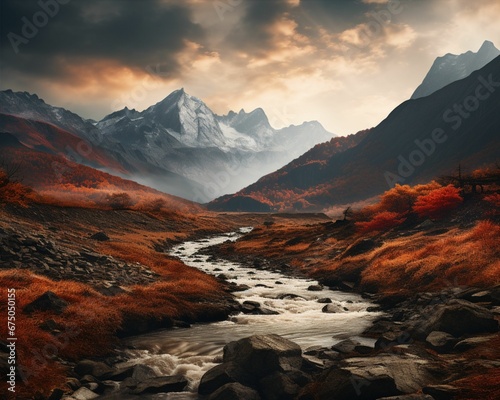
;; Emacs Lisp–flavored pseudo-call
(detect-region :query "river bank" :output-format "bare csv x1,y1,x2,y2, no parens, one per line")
1,205,499,399
58,226,499,399
199,216,500,399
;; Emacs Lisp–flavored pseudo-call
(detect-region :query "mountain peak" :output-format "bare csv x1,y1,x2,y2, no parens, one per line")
479,40,497,51
411,41,500,99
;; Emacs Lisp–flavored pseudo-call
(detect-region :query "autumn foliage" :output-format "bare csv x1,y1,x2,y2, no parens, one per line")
354,182,464,232
356,211,406,233
0,145,199,213
413,184,463,219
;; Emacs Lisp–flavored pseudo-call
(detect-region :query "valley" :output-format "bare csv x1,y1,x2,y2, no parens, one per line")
0,178,498,399
0,19,499,399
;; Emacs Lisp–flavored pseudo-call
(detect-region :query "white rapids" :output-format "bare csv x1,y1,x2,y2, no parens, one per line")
120,228,380,399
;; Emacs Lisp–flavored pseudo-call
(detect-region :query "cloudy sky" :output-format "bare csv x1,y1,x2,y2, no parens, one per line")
1,0,499,135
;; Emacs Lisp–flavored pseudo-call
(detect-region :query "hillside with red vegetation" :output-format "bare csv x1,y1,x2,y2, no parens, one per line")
0,132,198,212
0,113,124,172
209,129,369,211
214,175,500,297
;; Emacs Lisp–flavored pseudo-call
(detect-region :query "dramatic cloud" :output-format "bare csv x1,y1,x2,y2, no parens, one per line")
1,0,499,134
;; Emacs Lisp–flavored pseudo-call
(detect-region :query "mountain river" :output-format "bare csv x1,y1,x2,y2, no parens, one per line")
120,228,380,399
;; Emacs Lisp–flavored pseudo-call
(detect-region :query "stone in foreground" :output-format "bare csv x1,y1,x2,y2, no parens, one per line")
223,334,303,378
132,375,187,394
207,382,261,400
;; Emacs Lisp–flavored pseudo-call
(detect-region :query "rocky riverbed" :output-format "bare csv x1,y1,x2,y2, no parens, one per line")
48,282,498,400
41,231,500,400
1,219,499,400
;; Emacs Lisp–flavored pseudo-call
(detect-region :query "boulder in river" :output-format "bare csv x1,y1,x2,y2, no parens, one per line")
309,367,401,400
223,334,303,379
131,364,158,382
200,334,305,395
317,298,332,303
322,303,348,313
207,382,261,400
132,375,187,394
259,371,300,399
199,362,252,395
342,354,437,394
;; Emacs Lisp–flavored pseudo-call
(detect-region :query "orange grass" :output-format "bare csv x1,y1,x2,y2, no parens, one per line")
0,273,121,398
350,221,500,293
226,217,500,296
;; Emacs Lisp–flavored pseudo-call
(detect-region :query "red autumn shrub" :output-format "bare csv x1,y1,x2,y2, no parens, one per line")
356,211,406,233
413,185,462,219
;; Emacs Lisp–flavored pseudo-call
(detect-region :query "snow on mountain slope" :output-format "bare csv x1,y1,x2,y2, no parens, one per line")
1,88,336,202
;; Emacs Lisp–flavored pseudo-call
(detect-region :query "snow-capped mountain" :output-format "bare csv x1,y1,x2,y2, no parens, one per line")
411,40,500,99
216,108,333,155
217,108,275,148
0,88,335,202
97,89,227,148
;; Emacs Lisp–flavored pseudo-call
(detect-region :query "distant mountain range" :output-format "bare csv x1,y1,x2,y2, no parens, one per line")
210,55,500,212
1,42,498,211
0,89,334,201
411,40,500,99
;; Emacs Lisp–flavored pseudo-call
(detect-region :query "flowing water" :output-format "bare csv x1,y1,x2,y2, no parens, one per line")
121,228,380,399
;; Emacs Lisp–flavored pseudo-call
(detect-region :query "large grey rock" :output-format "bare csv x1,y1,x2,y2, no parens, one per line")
100,365,135,381
132,375,187,394
314,368,401,400
223,334,303,378
413,299,499,339
199,362,251,395
343,354,435,394
207,382,261,400
259,371,300,400
23,291,68,314
131,364,157,382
